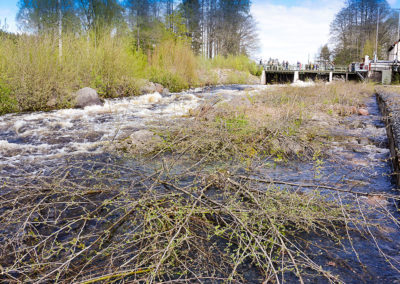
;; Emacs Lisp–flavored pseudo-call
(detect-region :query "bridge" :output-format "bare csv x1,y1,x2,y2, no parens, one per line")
260,65,366,84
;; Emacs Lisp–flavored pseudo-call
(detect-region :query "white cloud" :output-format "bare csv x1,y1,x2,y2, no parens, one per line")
251,0,344,63
0,7,19,33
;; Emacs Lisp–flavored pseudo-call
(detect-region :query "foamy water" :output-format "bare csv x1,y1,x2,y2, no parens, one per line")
0,91,203,170
0,85,274,174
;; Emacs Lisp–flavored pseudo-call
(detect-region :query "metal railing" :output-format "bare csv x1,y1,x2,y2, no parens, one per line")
263,65,349,72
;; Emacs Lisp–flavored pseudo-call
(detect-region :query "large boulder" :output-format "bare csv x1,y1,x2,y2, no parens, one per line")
73,87,103,108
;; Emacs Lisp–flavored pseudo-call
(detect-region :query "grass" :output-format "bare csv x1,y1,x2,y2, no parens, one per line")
142,82,374,166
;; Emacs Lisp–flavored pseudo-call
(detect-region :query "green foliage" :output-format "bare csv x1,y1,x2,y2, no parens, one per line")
0,80,18,115
0,27,259,115
0,33,147,113
150,38,197,92
210,55,261,76
319,44,331,61
150,68,189,92
215,114,250,133
393,73,400,85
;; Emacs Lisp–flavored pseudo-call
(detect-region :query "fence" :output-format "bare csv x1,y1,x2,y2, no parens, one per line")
264,64,349,72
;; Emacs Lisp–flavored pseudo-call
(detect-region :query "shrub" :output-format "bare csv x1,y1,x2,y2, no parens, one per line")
210,54,261,76
0,80,18,115
0,31,260,114
150,39,198,92
0,32,148,113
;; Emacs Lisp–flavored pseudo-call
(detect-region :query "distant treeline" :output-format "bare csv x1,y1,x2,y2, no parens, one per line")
330,0,399,64
16,0,258,57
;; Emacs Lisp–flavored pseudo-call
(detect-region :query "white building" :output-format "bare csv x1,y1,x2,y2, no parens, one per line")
388,39,400,61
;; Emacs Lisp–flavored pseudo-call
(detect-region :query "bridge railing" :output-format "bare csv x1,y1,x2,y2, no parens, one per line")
263,65,349,72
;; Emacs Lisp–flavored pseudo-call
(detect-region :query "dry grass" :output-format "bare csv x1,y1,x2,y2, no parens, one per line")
146,82,374,165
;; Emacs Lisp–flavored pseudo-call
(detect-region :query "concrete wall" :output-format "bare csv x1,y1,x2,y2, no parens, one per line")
389,43,399,61
376,89,400,186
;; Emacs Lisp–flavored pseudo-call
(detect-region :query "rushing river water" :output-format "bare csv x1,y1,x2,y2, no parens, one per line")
0,84,399,282
0,85,273,177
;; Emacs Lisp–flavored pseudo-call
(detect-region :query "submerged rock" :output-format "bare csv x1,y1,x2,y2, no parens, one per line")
116,130,162,154
73,87,103,108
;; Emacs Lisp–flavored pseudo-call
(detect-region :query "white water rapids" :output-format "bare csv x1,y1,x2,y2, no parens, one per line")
0,85,274,175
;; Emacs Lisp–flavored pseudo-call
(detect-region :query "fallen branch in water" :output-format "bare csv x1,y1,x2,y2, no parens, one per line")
78,268,152,284
235,175,400,200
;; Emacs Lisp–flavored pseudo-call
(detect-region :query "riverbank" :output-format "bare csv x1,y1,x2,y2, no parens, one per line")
376,86,400,187
0,33,261,115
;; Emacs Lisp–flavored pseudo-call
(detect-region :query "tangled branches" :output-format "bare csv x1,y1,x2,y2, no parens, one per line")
1,83,399,283
1,160,399,283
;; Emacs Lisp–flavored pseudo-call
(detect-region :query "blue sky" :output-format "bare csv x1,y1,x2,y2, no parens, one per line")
1,0,400,62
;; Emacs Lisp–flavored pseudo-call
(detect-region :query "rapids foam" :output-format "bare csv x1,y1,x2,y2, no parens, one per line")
0,92,202,170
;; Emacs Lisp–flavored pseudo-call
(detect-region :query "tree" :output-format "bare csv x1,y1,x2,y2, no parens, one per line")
17,0,259,58
319,44,331,61
76,0,124,38
329,0,397,64
17,0,78,34
180,0,202,53
126,0,164,51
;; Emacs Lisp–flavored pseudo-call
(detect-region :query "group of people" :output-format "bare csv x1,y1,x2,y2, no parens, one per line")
260,58,333,71
305,63,320,70
261,58,290,70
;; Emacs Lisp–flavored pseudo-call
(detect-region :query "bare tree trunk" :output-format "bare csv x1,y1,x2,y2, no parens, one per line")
58,0,62,62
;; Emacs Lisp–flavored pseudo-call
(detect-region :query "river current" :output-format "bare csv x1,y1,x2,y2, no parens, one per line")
0,84,399,282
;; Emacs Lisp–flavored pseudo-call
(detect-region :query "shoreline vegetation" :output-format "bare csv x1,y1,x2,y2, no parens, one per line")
0,30,262,116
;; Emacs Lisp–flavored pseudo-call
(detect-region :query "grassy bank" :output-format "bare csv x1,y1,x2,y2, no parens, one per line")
0,33,261,115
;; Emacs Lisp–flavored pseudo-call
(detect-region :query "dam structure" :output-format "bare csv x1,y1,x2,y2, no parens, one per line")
260,65,365,84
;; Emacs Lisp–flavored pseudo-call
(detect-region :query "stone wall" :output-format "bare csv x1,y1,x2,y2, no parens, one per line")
376,88,400,186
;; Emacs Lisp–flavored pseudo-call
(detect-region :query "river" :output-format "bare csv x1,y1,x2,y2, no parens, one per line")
0,84,399,282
